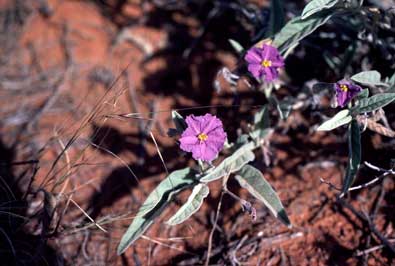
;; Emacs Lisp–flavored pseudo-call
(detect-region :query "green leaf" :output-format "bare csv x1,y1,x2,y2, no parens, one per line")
387,72,395,92
277,99,293,120
166,183,209,225
228,39,244,54
354,93,395,113
317,109,352,131
340,120,361,196
251,105,271,139
117,168,198,254
236,134,250,144
172,110,187,133
351,71,388,87
301,0,339,19
235,165,291,227
389,72,395,86
200,142,256,183
254,105,270,128
273,12,333,54
267,0,285,36
269,96,293,120
355,88,369,100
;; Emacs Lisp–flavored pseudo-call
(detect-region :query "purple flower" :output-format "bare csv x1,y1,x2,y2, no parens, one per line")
179,114,227,162
334,80,362,107
244,44,284,82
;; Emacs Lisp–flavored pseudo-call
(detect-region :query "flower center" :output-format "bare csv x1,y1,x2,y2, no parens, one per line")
340,84,349,92
261,59,272,68
198,133,208,141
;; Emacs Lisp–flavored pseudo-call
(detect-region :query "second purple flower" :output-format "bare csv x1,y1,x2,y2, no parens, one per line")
334,79,362,107
244,43,284,82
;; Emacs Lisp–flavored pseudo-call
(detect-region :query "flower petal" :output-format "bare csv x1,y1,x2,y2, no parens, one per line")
201,114,223,134
201,146,218,161
192,142,218,161
262,44,277,60
244,47,262,64
263,67,275,82
271,58,284,68
179,135,198,152
185,115,201,134
336,91,348,107
248,63,263,79
191,143,202,160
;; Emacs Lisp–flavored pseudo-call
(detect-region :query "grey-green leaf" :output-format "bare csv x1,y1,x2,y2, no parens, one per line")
267,0,285,36
254,105,270,128
301,0,339,19
388,72,395,87
340,120,361,196
235,164,291,227
200,142,256,183
228,39,244,54
117,168,197,254
166,183,209,225
172,110,187,133
351,70,388,87
273,12,332,54
251,105,271,139
354,93,395,113
355,88,369,100
269,96,293,120
139,168,198,215
317,109,352,131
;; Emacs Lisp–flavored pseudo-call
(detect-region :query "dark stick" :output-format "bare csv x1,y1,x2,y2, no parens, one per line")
337,198,395,254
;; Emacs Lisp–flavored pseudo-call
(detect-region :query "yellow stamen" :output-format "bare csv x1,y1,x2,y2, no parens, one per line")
261,60,272,67
198,133,208,141
340,84,349,92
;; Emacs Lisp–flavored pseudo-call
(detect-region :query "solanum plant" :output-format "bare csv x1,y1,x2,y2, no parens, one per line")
117,0,395,255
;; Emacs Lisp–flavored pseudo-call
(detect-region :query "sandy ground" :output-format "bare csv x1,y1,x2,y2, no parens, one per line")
0,0,394,265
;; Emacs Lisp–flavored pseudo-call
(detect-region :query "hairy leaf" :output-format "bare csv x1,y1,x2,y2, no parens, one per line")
235,165,291,227
254,105,270,128
251,105,271,139
301,0,339,19
340,120,361,196
166,183,209,225
354,93,395,113
172,110,187,133
273,12,332,53
389,72,395,86
355,88,369,100
389,72,395,91
317,109,352,131
267,0,285,36
351,71,388,87
200,142,256,182
228,39,244,54
117,168,198,254
269,96,293,120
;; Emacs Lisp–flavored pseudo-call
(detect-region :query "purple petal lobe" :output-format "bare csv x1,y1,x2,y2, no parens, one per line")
248,64,263,79
185,115,201,134
263,67,274,82
244,48,262,64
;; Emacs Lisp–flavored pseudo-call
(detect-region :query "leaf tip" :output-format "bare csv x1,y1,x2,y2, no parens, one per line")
117,243,127,256
278,209,292,227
